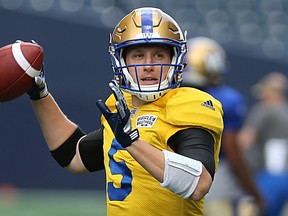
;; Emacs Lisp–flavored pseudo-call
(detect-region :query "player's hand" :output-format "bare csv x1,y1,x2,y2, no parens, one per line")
96,80,139,148
27,64,49,100
15,39,38,44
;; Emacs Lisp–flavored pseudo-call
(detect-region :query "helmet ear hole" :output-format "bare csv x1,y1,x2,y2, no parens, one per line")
174,72,183,84
114,75,123,85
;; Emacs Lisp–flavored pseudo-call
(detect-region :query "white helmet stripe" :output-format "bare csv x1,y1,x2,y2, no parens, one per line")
12,43,41,78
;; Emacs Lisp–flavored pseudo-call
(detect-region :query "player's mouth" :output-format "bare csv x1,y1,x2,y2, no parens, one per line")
140,77,159,85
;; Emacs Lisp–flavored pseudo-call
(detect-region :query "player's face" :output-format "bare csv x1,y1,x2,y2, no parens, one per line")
125,45,172,85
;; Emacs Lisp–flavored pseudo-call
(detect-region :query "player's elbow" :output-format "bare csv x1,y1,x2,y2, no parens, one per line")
160,151,213,201
189,169,212,201
189,185,210,201
66,154,89,174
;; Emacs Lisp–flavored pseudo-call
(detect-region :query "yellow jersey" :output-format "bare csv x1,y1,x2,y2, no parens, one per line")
101,87,223,216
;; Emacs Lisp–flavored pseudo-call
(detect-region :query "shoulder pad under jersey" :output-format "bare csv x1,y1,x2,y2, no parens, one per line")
164,87,224,135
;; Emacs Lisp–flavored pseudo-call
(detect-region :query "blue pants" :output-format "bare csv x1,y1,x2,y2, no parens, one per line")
256,171,288,216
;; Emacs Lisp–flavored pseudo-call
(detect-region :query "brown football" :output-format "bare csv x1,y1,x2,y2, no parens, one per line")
0,41,44,102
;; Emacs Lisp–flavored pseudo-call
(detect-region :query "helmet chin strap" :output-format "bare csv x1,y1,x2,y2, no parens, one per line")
122,85,171,102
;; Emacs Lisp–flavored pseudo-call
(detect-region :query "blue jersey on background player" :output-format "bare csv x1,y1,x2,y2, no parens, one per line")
205,85,246,151
205,85,245,152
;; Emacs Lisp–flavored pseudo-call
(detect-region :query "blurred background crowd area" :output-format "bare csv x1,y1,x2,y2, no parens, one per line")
1,0,288,215
2,0,288,62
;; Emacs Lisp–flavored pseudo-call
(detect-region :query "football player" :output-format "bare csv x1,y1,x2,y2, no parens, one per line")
182,37,265,215
27,8,223,216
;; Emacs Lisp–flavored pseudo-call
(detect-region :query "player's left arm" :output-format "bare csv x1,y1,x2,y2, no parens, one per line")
167,128,215,200
127,128,214,201
127,141,213,201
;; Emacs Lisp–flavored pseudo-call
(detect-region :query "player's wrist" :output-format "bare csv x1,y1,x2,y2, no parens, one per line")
127,128,140,146
27,76,49,100
116,128,140,148
127,137,140,148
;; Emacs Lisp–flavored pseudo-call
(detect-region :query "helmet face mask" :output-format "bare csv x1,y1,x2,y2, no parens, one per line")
109,7,187,102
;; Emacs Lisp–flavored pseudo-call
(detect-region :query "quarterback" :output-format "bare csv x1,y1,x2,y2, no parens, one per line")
27,7,223,216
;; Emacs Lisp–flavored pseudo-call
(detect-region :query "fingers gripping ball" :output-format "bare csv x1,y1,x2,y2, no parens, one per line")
27,74,49,100
0,40,44,102
96,80,140,148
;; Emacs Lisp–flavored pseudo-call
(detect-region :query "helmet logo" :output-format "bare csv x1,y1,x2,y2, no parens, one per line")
136,32,160,39
142,32,153,38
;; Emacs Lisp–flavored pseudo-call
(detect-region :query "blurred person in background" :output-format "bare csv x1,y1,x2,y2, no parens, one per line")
182,37,265,216
238,72,288,216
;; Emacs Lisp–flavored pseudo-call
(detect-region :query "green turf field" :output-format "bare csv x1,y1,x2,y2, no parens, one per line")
2,188,288,216
0,189,106,216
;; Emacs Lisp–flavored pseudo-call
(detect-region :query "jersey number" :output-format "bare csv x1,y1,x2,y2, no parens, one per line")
108,139,132,201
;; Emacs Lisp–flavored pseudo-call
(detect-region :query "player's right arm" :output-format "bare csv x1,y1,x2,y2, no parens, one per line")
28,77,104,174
31,94,88,172
31,94,77,151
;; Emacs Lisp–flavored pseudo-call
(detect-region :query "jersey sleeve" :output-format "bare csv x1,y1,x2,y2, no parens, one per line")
164,88,224,136
163,88,224,170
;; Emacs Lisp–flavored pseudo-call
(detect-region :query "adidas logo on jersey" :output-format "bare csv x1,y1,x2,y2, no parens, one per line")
201,100,215,111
